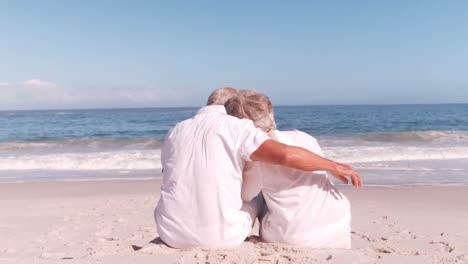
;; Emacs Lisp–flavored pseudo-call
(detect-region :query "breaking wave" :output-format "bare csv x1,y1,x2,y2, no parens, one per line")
0,137,163,152
0,150,161,170
355,131,468,143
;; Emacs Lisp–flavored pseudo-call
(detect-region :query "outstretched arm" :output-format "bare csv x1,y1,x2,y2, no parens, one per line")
250,139,362,187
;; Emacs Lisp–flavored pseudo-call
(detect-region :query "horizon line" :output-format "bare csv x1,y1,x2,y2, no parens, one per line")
1,102,468,112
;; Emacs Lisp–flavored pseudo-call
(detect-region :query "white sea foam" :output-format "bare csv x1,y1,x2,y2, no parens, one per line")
357,130,468,143
319,130,468,146
324,145,468,163
2,144,467,172
0,138,163,152
2,142,468,171
0,149,161,170
1,130,468,186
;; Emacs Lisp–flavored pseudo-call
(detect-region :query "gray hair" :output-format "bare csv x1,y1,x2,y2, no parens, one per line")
225,92,277,132
206,87,239,105
224,95,248,120
239,89,257,97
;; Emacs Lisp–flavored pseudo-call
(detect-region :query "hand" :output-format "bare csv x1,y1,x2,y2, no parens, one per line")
330,162,362,187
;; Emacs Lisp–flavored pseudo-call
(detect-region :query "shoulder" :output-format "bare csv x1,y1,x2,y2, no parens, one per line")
223,115,258,131
168,116,196,133
283,130,319,144
282,130,323,154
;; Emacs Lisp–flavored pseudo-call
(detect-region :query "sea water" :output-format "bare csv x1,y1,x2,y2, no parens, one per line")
1,104,468,186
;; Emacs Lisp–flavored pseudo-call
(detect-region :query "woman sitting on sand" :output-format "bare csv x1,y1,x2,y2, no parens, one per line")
224,93,352,248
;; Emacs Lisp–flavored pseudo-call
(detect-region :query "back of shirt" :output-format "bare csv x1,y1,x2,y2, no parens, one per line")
243,130,351,248
155,106,269,248
242,130,328,202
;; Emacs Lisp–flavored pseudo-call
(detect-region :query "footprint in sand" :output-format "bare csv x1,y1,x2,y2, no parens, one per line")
433,241,456,253
456,254,467,262
351,231,376,243
277,254,315,264
177,248,244,264
373,247,396,254
253,243,320,263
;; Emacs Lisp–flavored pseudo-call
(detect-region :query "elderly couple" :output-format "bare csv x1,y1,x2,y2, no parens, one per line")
155,87,362,249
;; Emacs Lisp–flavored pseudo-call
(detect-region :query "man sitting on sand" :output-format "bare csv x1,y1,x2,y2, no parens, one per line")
155,87,361,248
225,92,352,248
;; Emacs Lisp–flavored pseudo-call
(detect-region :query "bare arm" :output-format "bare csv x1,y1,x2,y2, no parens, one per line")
250,139,362,187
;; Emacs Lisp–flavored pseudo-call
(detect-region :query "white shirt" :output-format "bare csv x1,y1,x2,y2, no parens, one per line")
243,130,351,248
155,105,270,248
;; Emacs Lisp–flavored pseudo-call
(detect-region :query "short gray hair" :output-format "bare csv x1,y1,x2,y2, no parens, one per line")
239,89,257,97
206,87,239,105
225,92,277,132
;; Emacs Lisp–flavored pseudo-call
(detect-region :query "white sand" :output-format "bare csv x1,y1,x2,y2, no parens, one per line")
0,180,467,264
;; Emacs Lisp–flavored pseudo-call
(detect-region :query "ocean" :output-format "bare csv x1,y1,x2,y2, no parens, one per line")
1,104,468,186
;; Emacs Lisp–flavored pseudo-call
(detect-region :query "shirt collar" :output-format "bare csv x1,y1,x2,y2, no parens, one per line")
196,105,227,115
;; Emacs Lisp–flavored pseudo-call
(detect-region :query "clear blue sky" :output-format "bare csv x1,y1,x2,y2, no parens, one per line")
1,1,467,109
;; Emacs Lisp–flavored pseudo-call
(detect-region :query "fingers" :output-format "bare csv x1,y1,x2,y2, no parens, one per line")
351,171,363,187
351,173,357,186
335,174,348,184
348,171,359,187
335,162,363,187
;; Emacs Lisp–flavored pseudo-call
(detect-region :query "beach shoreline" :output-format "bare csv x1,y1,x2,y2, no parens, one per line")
1,179,467,263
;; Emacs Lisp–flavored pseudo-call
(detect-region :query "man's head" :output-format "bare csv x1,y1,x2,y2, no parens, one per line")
239,89,257,97
225,92,277,133
206,87,239,105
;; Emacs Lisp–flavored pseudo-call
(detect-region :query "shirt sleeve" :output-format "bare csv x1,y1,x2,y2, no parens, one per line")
237,120,270,162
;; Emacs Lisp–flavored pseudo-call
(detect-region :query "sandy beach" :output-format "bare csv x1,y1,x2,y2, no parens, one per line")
0,180,467,264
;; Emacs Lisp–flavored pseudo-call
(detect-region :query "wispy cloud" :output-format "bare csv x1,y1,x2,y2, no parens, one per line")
0,79,193,110
21,79,57,87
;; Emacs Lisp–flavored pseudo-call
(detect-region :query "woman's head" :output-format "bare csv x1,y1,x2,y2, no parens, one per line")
225,92,277,133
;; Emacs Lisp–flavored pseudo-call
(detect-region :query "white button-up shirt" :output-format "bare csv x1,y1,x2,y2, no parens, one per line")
242,130,351,248
155,105,270,248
